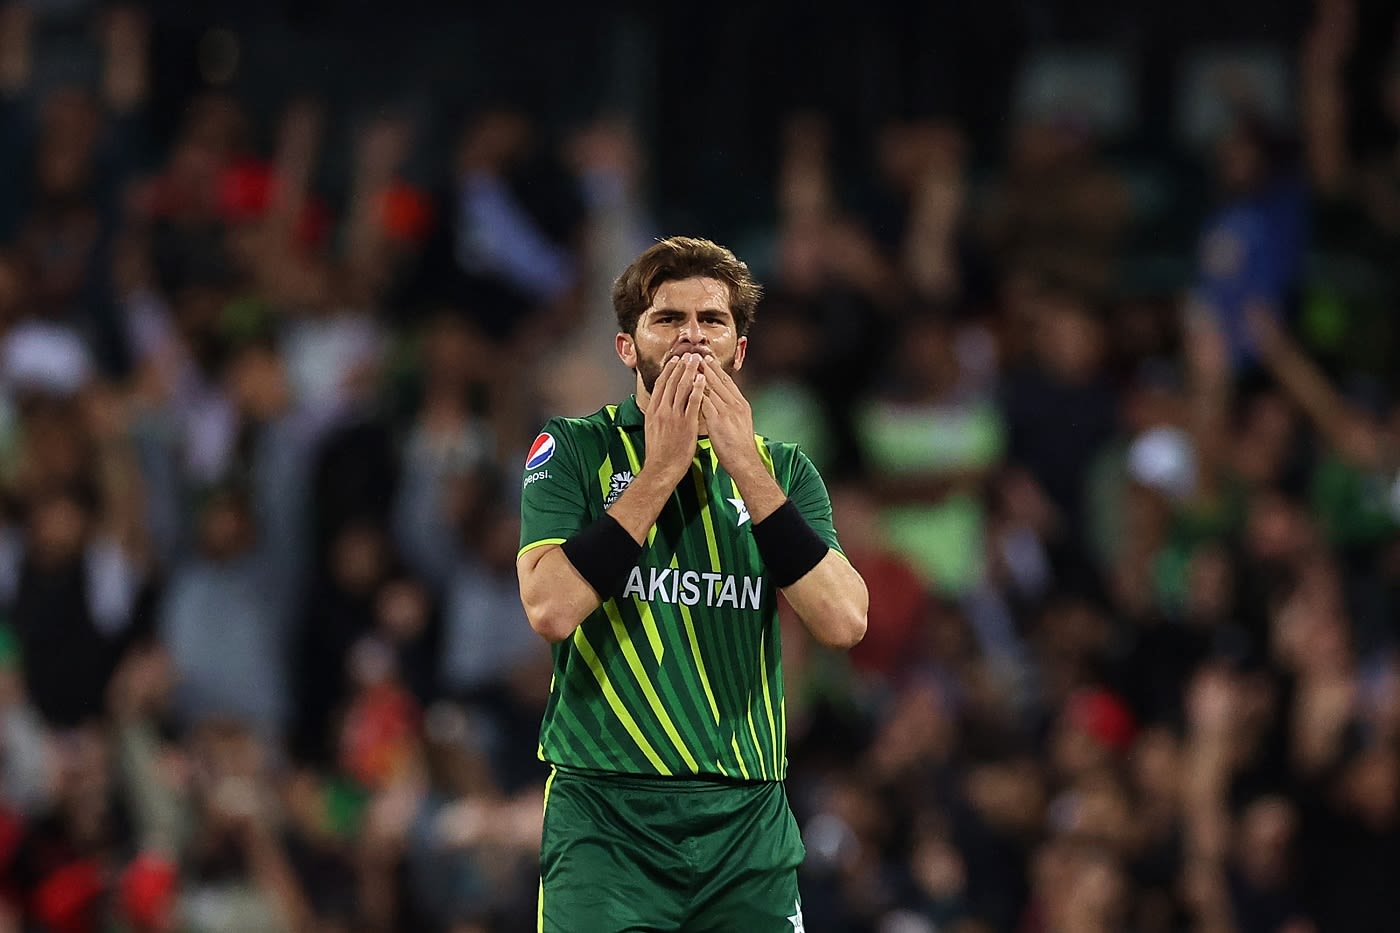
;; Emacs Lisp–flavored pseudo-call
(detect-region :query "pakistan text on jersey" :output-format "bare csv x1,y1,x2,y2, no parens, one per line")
620,566,763,611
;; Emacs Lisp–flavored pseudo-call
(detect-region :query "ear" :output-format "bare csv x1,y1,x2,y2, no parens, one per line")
732,335,748,372
616,332,637,369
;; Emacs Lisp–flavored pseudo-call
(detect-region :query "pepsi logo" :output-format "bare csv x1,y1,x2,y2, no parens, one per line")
525,432,556,470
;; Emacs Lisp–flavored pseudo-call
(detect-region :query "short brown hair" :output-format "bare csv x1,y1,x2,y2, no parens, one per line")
612,237,762,337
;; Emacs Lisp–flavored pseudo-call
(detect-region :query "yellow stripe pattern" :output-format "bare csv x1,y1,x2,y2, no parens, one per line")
693,454,723,571
755,435,776,477
760,637,779,778
537,767,557,932
602,601,697,772
596,453,614,505
615,430,656,547
672,552,721,724
572,628,670,774
630,597,665,664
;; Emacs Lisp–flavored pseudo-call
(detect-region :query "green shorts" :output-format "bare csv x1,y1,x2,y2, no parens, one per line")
537,767,806,932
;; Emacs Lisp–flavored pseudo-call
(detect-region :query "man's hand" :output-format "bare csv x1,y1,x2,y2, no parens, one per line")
642,353,706,487
700,358,789,525
699,358,762,477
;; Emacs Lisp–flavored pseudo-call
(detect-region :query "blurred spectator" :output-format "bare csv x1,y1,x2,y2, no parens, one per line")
292,519,396,765
980,118,1130,295
5,387,146,730
1190,113,1308,372
418,107,583,346
744,299,836,474
857,314,1005,594
765,112,903,475
998,282,1119,585
399,462,548,794
159,485,288,740
538,120,655,417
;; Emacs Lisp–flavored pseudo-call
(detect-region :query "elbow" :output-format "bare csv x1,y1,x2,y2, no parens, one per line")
840,610,869,649
526,608,578,645
809,575,869,650
838,578,871,648
817,608,867,650
520,571,583,644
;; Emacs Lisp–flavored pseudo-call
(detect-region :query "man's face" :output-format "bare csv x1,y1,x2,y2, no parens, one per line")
199,497,252,561
31,495,87,568
618,277,747,394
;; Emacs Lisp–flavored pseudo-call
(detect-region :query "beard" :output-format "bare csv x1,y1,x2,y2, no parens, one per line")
637,349,736,393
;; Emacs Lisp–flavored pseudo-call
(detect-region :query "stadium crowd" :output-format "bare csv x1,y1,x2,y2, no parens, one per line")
0,0,1395,930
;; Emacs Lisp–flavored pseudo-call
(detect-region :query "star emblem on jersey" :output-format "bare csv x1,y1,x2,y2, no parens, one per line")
604,470,634,509
787,901,804,931
727,497,750,526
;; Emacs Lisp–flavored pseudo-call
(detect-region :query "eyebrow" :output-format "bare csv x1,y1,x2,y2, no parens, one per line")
649,307,733,317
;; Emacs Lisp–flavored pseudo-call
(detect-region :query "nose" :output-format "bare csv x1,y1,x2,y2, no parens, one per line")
678,317,706,346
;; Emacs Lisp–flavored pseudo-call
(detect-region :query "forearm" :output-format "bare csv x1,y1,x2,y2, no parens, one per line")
732,463,867,649
1262,341,1377,467
781,551,868,649
1181,730,1233,867
518,546,612,643
1299,9,1352,196
101,8,148,114
1302,73,1348,195
605,466,687,543
727,457,788,525
247,827,314,933
1187,376,1231,496
1266,342,1341,424
97,437,148,564
518,465,680,643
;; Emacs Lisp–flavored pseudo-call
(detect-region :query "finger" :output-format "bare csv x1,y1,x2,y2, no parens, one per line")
674,354,702,410
697,357,724,396
701,355,736,389
653,355,682,409
700,358,740,403
699,393,718,424
685,371,707,423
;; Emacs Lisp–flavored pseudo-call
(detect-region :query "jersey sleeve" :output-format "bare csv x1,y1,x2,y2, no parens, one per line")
785,447,843,554
518,418,590,558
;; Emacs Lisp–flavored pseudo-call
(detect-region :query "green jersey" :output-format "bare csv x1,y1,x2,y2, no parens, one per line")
518,396,841,782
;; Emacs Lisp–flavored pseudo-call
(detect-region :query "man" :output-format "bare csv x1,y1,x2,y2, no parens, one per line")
517,236,869,931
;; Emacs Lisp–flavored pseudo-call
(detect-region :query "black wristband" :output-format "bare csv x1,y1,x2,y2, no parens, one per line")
751,499,830,588
560,514,642,598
